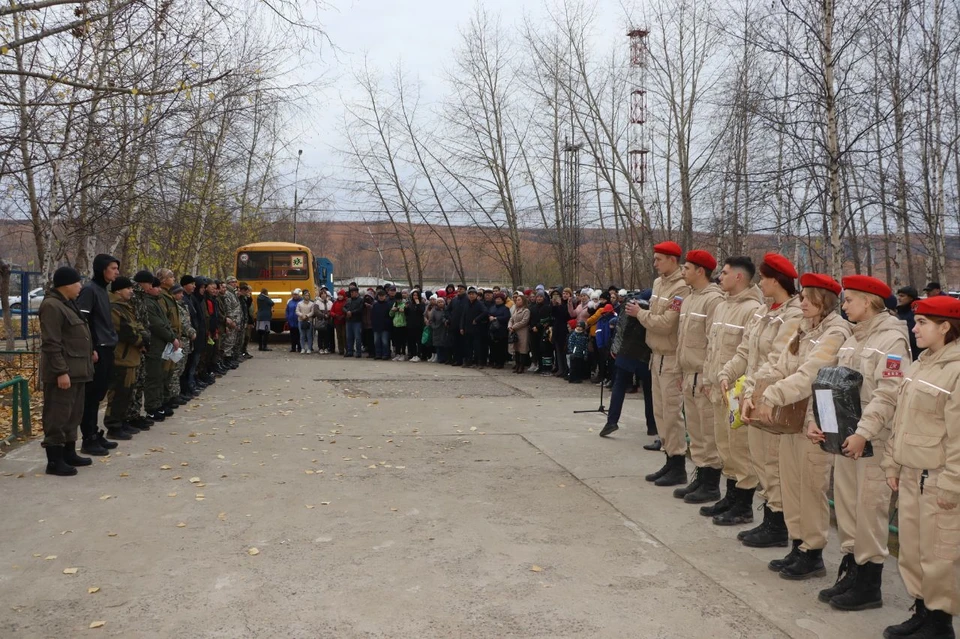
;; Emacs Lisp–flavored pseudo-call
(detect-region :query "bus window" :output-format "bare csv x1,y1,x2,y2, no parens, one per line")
237,252,309,280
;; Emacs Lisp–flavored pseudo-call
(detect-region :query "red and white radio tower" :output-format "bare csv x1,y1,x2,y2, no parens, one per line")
627,29,649,199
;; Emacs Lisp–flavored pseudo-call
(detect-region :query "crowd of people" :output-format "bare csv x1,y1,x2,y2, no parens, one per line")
36,247,960,639
38,255,256,472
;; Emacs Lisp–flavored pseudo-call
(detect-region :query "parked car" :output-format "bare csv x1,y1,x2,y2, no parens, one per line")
6,287,44,311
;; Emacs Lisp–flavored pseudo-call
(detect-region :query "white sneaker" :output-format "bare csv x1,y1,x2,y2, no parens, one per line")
410,356,420,362
392,355,400,361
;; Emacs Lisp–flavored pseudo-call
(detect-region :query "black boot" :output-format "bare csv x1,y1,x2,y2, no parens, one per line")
654,455,687,487
80,437,109,456
645,454,671,483
908,609,956,639
818,553,858,603
145,409,165,422
643,437,662,451
106,426,133,440
830,561,882,611
768,539,802,572
700,478,737,517
161,404,175,417
673,467,703,499
599,422,619,437
713,487,756,526
738,503,768,540
742,507,789,547
62,441,92,467
44,446,77,476
684,467,722,503
132,415,155,429
123,422,142,435
779,547,826,580
96,429,118,450
883,600,927,638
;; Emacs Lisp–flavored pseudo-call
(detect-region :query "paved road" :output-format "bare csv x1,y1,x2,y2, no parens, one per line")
0,352,919,637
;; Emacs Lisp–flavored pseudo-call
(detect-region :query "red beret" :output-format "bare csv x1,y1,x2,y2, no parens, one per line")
437,290,447,298
800,273,842,296
842,275,891,300
602,304,614,313
685,250,717,272
567,319,578,329
524,289,533,296
763,253,798,279
914,296,960,320
653,241,682,257
337,289,347,296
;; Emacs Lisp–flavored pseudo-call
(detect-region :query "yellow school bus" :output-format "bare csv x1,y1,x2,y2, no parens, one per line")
235,242,330,332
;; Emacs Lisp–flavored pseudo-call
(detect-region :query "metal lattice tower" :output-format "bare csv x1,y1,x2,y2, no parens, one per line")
627,29,649,195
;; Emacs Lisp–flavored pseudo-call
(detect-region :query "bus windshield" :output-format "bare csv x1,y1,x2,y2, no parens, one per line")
236,251,309,280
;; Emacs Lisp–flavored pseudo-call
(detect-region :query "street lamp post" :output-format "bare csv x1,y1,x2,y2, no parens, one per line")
293,149,303,244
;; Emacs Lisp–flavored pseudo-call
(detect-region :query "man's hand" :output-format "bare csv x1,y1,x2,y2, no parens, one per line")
57,373,71,390
740,397,755,423
460,329,465,335
887,477,899,492
720,379,730,394
806,421,826,444
227,319,236,328
92,350,99,364
938,496,958,510
173,339,181,350
842,434,867,459
625,300,640,318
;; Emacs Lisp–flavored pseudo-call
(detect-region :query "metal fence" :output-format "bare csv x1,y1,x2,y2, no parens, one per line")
0,375,32,445
4,270,42,340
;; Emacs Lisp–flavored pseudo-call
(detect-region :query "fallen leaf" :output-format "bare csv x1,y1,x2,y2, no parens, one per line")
119,473,129,478
181,462,189,467
160,465,172,470
107,533,117,537
172,476,182,480
530,565,543,572
305,505,315,509
89,621,106,629
195,483,206,487
176,522,186,528
217,455,225,460
367,464,377,469
218,512,227,521
168,492,177,497
189,477,200,483
304,470,315,475
396,466,406,470
63,568,78,575
88,587,100,594
390,508,398,512
44,555,57,560
320,501,331,505
99,495,112,500
470,426,478,431
247,547,260,556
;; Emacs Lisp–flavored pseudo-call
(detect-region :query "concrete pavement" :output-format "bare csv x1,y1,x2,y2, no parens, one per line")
0,351,921,637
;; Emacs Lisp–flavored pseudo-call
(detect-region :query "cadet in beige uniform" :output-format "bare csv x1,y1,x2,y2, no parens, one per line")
673,250,724,503
812,276,911,611
877,296,960,639
627,241,692,487
719,253,803,547
702,256,764,525
746,273,851,580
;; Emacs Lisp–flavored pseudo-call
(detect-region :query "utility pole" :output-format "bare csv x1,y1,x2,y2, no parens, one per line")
293,149,302,244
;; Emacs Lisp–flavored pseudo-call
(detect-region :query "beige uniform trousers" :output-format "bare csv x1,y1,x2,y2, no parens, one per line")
683,374,720,469
780,431,833,550
834,440,892,565
652,354,686,457
749,426,783,511
898,467,960,615
713,399,758,488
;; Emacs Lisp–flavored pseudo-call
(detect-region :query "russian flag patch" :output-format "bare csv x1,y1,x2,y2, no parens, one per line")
883,354,903,378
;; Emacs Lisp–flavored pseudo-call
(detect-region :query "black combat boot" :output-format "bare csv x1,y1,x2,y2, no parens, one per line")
673,467,703,499
700,478,737,517
643,437,662,451
742,507,789,547
738,503,768,540
830,561,882,611
768,539,802,572
906,609,956,639
654,455,687,487
144,409,165,423
96,429,118,450
818,553,858,603
599,422,619,438
80,437,109,456
132,415,155,429
122,422,142,436
106,426,133,440
779,547,826,580
883,600,927,638
62,441,92,467
713,487,756,526
44,446,78,476
645,454,671,483
684,467,722,504
161,404,175,417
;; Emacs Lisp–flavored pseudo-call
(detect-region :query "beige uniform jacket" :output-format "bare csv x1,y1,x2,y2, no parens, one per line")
676,283,724,374
637,268,691,356
703,285,764,388
878,341,960,503
719,296,803,400
755,311,852,411
837,312,911,443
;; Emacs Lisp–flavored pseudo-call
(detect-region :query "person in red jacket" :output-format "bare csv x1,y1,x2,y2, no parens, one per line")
331,290,347,355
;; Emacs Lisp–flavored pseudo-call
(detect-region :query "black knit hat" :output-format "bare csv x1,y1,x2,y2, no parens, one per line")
112,276,134,292
52,266,81,287
180,275,195,286
133,270,154,284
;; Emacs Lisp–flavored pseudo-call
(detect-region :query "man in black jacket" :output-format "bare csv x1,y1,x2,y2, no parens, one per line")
448,284,468,365
461,287,486,367
77,253,121,455
180,275,203,394
600,290,655,439
343,287,365,357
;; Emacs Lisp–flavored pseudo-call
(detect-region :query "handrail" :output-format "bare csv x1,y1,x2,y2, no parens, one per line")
0,375,31,445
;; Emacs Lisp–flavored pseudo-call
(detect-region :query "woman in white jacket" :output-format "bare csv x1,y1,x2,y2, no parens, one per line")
296,291,317,354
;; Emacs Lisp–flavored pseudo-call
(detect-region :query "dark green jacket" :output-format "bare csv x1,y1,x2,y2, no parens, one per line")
145,295,176,357
110,292,148,367
39,289,94,383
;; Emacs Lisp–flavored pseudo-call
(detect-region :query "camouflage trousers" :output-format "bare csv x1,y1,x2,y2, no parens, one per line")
220,327,238,359
125,361,147,420
167,345,190,399
232,324,247,358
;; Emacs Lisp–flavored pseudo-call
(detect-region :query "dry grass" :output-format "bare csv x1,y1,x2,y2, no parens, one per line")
0,317,39,341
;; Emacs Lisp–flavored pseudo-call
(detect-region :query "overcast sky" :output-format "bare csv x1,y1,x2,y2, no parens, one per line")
289,0,628,213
